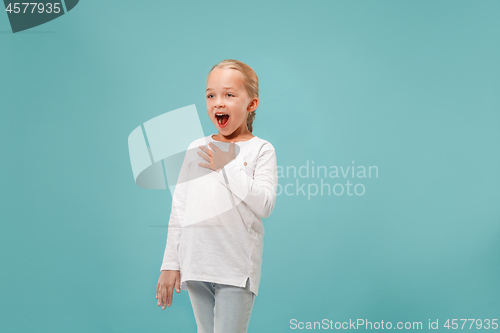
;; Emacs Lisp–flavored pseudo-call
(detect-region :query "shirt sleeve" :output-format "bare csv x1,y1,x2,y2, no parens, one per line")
160,144,192,271
214,143,278,219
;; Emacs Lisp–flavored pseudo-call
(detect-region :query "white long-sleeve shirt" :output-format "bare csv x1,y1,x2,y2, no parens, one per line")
160,133,278,297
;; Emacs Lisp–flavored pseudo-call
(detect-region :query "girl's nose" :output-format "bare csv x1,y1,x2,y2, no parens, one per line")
214,98,224,108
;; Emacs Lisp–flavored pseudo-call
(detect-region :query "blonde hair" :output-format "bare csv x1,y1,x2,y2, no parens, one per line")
209,59,259,133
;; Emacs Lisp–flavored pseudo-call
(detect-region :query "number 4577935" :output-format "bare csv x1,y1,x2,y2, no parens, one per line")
5,3,61,14
444,319,498,330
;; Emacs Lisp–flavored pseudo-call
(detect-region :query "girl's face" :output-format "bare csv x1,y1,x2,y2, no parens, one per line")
206,68,257,137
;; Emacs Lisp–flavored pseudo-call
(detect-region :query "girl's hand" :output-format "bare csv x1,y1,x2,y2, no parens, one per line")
156,270,181,309
197,142,236,172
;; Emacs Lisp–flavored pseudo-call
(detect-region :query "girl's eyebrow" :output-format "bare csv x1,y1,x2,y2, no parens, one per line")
206,86,236,92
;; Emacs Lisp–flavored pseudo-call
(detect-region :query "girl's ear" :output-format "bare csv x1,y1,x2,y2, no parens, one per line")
248,99,258,112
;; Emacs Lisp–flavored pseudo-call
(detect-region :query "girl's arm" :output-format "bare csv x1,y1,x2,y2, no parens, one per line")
160,187,185,270
214,143,278,219
160,144,193,271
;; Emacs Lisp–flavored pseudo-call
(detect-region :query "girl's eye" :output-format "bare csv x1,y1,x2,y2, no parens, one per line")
206,93,233,98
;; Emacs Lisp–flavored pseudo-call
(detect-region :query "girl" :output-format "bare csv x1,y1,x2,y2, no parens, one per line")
156,59,278,333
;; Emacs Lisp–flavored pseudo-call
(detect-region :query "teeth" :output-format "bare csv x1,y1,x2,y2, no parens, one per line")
215,113,229,125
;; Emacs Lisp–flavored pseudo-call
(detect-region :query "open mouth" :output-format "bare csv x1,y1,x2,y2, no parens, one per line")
215,113,230,128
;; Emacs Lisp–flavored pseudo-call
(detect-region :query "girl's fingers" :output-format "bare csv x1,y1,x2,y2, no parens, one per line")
175,278,181,293
197,162,211,169
209,142,220,152
167,288,173,308
198,145,212,156
197,150,210,163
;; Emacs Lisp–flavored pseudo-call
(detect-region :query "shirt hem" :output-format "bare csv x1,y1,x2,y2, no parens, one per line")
181,274,258,297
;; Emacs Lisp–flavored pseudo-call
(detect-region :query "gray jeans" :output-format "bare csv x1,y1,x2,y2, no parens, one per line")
185,278,256,333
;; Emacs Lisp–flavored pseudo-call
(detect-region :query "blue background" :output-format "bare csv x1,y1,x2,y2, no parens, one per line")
1,1,499,332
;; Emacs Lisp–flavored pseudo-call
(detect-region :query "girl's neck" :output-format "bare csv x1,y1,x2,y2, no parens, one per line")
212,131,254,143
